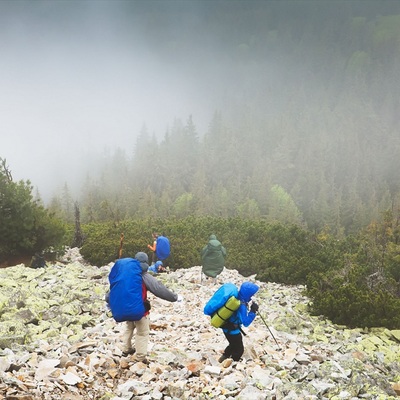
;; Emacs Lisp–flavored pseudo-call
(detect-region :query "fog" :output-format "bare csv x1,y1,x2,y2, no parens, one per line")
1,0,232,201
3,1,398,206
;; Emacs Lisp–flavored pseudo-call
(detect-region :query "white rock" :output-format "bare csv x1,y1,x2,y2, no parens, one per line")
60,371,82,385
34,358,60,381
204,365,221,376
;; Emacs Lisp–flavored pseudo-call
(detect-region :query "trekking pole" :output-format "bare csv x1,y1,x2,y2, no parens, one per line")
257,311,281,350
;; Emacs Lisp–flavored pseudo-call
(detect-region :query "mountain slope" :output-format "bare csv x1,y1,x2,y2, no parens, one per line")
1,249,400,399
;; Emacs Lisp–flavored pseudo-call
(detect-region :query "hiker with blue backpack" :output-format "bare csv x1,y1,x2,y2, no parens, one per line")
108,251,181,363
147,232,170,265
148,260,166,274
204,281,259,362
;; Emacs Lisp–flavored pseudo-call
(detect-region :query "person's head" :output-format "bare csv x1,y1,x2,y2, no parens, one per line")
135,252,149,272
152,232,159,239
155,260,163,268
209,234,217,240
238,281,259,303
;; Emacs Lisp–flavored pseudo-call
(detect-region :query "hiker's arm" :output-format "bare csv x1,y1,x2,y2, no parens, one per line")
238,304,256,327
142,272,178,302
221,246,227,257
147,240,156,252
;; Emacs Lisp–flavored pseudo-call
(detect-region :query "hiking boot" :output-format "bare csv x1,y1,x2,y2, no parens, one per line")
122,349,136,357
218,354,228,363
132,355,149,364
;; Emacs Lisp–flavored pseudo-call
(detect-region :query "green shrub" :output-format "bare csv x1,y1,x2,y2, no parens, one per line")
79,213,400,330
79,217,317,279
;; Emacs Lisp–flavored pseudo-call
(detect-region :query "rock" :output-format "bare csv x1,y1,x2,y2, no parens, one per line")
34,358,60,381
0,355,11,372
221,357,232,368
393,382,400,395
204,365,221,376
60,370,82,385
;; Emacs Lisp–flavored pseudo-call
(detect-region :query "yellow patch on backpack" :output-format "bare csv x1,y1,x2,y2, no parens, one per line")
211,296,241,328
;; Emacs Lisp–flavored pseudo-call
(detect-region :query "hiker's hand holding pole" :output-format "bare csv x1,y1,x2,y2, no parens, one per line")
250,302,259,313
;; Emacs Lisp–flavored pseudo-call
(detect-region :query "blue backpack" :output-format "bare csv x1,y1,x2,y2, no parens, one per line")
108,258,145,322
156,235,170,260
204,283,239,316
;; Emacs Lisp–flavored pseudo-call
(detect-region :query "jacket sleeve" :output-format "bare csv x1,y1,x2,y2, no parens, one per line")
221,246,227,257
142,272,178,302
238,303,256,327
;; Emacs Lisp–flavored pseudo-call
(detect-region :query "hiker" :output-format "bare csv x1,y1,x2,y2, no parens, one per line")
121,252,182,362
147,232,158,264
218,281,259,363
201,234,227,283
148,260,165,274
30,252,47,269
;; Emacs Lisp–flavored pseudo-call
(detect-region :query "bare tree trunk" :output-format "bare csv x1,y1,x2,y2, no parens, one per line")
72,202,84,248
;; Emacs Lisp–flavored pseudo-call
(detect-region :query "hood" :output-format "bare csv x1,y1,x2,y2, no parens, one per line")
155,261,163,268
208,234,222,250
135,252,149,272
238,282,259,303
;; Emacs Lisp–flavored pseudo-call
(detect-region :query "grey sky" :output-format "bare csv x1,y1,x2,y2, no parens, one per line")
1,0,225,200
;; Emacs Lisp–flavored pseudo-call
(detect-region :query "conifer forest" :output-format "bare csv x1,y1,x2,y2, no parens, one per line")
44,1,400,237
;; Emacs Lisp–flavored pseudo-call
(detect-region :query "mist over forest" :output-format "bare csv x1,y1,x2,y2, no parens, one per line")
2,0,400,235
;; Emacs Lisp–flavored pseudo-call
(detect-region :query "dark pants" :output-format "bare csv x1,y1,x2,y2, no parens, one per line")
222,331,244,361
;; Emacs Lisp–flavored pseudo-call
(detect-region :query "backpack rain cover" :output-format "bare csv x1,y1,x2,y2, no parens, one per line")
201,236,226,278
156,235,170,260
204,282,239,316
108,257,145,322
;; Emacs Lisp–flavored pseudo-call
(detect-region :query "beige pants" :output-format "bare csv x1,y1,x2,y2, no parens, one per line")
122,316,150,360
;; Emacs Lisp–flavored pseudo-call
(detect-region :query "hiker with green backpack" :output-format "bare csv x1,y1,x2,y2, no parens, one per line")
204,281,259,362
201,234,227,283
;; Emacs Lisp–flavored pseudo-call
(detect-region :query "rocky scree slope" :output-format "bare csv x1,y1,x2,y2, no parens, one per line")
1,248,400,399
